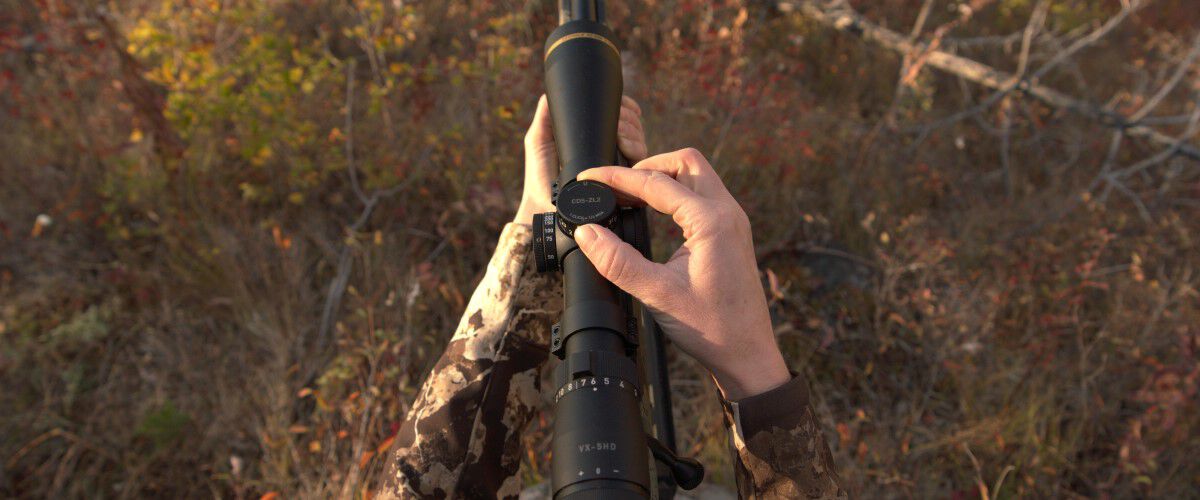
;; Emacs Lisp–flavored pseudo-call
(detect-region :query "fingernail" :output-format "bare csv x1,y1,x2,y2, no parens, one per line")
574,224,597,245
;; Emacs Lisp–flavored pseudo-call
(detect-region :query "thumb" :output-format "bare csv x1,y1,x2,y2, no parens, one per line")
574,224,667,303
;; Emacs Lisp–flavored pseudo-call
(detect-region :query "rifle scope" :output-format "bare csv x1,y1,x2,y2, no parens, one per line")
532,1,704,498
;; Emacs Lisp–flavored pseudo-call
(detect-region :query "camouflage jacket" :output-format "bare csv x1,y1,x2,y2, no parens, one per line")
379,223,845,499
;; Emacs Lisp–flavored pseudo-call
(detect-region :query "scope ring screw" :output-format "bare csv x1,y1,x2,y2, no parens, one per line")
550,323,563,357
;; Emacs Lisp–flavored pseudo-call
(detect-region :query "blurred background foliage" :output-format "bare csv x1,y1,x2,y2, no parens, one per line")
1,0,1198,498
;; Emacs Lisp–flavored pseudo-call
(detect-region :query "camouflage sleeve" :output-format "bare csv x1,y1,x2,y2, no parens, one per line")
721,374,847,499
378,222,558,500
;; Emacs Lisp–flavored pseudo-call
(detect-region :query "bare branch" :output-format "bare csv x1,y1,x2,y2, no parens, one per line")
1128,33,1200,123
916,0,1139,137
1013,0,1051,78
782,0,1200,161
1027,0,1144,82
1111,105,1200,179
344,59,369,206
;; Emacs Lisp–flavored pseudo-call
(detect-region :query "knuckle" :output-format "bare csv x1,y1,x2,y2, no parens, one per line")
597,246,629,284
706,202,750,235
673,148,711,179
642,169,667,191
607,252,633,286
678,147,705,165
729,202,751,229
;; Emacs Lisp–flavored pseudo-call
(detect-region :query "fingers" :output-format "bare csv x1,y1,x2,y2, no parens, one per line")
632,148,728,198
575,224,673,306
618,97,648,161
618,122,648,162
579,147,748,240
524,94,553,153
621,95,643,117
578,166,700,217
530,94,646,161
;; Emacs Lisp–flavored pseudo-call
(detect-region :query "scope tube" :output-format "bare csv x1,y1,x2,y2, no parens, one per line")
543,2,652,498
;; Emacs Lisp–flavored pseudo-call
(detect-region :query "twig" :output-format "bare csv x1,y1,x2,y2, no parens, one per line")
1128,33,1200,123
94,8,185,160
915,0,1139,139
780,0,1200,161
856,0,936,159
907,0,934,40
900,0,995,87
1013,0,1051,78
962,443,991,500
944,32,1025,50
756,241,880,271
300,61,429,387
1081,103,1200,222
999,96,1014,198
710,90,746,168
1092,129,1126,194
1104,175,1153,222
1027,0,1143,83
345,60,368,205
338,355,379,500
1110,105,1200,179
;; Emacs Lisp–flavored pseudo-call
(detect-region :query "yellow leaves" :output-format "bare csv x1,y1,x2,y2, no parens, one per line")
251,145,273,166
343,25,370,40
288,67,304,84
156,59,177,86
287,192,305,205
129,129,144,143
238,182,261,201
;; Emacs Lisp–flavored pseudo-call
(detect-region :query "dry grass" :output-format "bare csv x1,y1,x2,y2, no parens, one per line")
2,0,1198,498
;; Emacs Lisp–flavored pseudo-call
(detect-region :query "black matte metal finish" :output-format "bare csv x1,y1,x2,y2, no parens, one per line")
556,181,617,237
545,2,651,498
544,22,622,183
544,1,697,498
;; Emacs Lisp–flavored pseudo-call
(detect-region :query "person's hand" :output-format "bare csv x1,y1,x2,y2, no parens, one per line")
573,149,790,400
514,94,648,224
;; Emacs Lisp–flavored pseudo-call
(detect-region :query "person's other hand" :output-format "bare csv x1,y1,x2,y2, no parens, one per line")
514,94,647,224
573,149,790,400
